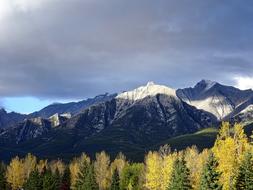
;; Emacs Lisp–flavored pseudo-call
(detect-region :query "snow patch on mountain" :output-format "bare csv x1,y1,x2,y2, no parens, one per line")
186,96,234,120
116,81,176,101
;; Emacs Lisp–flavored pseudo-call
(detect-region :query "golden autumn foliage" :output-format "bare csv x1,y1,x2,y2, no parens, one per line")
49,159,65,175
144,151,162,190
111,152,127,175
6,156,26,190
69,158,80,189
2,123,253,190
37,159,48,173
213,122,249,190
69,153,91,189
144,148,176,190
160,152,176,190
23,153,37,179
94,151,111,190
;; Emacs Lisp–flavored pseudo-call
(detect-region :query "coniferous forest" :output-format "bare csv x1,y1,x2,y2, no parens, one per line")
1,122,253,190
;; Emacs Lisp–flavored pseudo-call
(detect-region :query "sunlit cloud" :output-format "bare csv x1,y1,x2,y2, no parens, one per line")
0,0,253,113
0,0,50,20
234,76,253,90
0,1,12,20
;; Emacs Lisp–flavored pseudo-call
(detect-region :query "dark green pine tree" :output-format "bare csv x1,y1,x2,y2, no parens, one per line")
0,162,7,190
42,169,60,190
75,159,90,190
76,162,98,190
110,169,120,190
199,153,222,190
24,169,43,190
235,152,253,190
83,164,99,190
168,157,192,190
60,167,71,190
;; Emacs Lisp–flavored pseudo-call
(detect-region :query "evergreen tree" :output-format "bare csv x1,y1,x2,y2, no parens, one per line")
0,162,7,190
83,164,99,190
24,169,43,190
120,163,144,190
76,162,98,190
168,158,192,190
199,153,222,190
42,169,60,190
110,169,120,190
60,167,71,190
75,158,90,189
235,152,253,190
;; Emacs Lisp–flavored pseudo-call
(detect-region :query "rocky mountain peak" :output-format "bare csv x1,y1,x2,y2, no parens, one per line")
116,82,176,101
194,79,217,91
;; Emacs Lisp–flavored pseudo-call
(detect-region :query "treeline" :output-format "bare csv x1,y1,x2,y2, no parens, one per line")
1,122,253,190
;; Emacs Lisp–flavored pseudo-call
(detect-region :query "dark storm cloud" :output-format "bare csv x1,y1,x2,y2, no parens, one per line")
1,0,253,99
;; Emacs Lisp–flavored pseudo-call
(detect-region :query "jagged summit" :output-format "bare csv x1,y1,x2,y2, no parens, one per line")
116,81,176,101
194,79,217,91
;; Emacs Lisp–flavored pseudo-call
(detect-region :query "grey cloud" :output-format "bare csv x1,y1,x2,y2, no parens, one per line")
0,0,253,99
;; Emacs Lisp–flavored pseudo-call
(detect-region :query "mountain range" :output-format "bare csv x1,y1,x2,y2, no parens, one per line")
1,80,253,161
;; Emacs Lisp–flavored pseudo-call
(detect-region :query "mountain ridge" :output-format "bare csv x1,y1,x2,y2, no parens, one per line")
1,80,253,161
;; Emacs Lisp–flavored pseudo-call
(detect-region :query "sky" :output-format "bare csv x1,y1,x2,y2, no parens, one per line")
0,0,253,113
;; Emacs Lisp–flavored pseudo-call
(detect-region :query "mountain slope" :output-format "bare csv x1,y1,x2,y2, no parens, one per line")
0,114,70,144
0,82,217,161
177,79,253,120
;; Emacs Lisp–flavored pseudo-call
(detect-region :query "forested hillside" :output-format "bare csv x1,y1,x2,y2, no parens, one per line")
0,122,253,190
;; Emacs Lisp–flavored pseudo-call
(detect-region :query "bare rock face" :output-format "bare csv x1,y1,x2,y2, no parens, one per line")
49,113,70,127
177,79,253,120
3,81,253,161
0,117,51,144
60,82,217,144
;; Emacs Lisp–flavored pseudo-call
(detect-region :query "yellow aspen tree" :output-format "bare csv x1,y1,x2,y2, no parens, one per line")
213,136,236,190
110,152,128,187
198,149,210,165
94,151,111,190
160,152,176,190
234,123,250,162
6,156,26,190
184,146,200,189
196,148,210,187
50,159,65,175
144,151,162,190
79,153,91,165
23,153,37,179
37,159,48,173
69,158,80,189
184,146,210,190
213,122,249,190
111,152,127,177
69,153,91,189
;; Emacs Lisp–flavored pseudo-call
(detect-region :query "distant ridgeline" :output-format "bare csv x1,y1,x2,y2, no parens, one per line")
1,123,253,190
1,80,253,162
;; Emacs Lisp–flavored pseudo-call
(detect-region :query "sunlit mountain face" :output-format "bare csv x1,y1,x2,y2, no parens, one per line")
1,80,253,161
